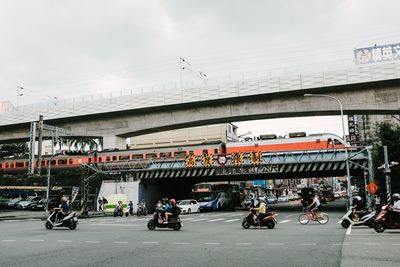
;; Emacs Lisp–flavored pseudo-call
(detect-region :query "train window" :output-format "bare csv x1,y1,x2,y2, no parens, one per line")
69,159,73,164
88,158,92,163
10,163,15,168
120,155,130,160
16,162,24,167
189,151,194,155
58,159,67,165
174,151,187,158
5,163,9,168
24,161,28,166
98,157,102,162
145,153,158,158
41,160,47,166
160,152,172,158
51,160,57,165
106,157,111,162
315,139,320,143
214,149,218,154
334,139,341,145
131,154,143,160
202,149,208,155
112,156,118,161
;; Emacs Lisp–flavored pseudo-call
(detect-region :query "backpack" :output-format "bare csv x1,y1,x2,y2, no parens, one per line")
103,198,108,204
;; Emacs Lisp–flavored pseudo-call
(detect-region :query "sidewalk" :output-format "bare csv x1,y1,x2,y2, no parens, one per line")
0,209,110,221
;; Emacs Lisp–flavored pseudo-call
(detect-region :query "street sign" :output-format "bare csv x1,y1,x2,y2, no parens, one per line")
367,182,379,194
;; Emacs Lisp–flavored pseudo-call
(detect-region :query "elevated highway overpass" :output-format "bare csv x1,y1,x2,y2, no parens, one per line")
1,61,400,148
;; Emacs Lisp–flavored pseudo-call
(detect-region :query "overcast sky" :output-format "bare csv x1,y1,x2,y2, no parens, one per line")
0,0,399,137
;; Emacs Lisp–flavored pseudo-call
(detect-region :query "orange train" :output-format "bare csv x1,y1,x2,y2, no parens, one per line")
0,133,345,173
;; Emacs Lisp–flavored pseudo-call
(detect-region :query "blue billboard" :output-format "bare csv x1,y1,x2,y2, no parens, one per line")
354,43,400,64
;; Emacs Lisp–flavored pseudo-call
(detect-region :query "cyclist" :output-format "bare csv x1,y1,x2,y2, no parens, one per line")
307,194,320,220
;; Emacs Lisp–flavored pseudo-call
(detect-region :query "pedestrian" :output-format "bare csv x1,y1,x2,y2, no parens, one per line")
98,196,103,212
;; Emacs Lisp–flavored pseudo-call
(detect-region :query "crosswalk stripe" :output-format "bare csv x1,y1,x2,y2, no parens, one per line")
208,218,226,222
279,220,291,223
224,219,240,223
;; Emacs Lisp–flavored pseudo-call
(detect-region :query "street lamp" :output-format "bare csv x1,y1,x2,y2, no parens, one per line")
304,93,352,208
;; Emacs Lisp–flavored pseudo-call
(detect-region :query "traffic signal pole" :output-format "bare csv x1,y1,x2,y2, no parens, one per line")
383,146,392,204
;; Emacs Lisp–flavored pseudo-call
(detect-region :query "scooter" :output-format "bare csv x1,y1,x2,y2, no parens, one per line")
374,204,400,233
341,208,375,228
45,210,78,230
114,206,124,217
136,204,148,216
125,206,135,217
242,210,277,229
147,211,182,231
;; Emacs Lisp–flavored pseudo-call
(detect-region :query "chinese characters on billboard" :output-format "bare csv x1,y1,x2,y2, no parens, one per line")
354,43,400,64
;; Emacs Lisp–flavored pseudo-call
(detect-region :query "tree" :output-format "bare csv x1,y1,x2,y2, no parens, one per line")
372,122,400,196
53,137,102,151
0,142,29,159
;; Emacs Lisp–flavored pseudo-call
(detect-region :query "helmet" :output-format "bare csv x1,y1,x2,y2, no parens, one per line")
392,193,400,200
258,197,266,203
353,196,361,202
169,199,176,205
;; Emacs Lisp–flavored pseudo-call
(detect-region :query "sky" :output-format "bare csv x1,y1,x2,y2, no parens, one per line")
0,0,399,138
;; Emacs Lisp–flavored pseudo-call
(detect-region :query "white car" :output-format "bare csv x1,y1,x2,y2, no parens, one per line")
177,199,200,214
278,195,290,202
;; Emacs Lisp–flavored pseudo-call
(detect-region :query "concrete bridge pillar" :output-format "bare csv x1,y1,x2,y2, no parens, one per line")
102,135,126,150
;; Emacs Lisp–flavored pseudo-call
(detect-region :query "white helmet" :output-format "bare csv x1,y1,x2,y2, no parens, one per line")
258,197,266,203
392,193,400,200
354,196,361,202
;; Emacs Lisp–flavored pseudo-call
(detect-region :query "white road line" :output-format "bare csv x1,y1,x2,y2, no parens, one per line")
90,223,141,227
85,241,100,243
28,219,40,221
208,218,226,222
6,220,20,222
364,243,381,246
346,225,352,235
57,240,72,243
279,220,291,224
29,240,44,242
204,242,220,245
267,243,284,246
235,243,252,246
114,241,129,244
337,220,342,224
224,219,240,223
173,242,190,245
2,240,16,242
333,243,350,246
284,214,296,218
191,218,207,222
300,243,316,246
143,242,159,244
392,243,400,246
227,213,244,217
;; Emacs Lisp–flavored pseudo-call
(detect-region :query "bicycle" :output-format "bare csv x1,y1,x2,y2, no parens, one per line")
298,207,329,225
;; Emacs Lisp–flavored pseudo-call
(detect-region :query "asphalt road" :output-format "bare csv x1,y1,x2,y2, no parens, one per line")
0,201,399,267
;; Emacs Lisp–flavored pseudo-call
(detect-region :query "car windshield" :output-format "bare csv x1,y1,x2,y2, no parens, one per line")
179,200,190,205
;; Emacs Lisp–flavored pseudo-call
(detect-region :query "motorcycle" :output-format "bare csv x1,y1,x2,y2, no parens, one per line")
45,210,78,230
242,210,277,229
136,204,148,216
125,206,134,217
341,208,375,228
374,204,400,233
147,211,182,231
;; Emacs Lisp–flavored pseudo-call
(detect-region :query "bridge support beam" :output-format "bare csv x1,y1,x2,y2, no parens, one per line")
102,135,126,150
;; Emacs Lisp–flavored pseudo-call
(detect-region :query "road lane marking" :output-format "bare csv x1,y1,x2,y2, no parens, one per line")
235,243,252,246
346,225,352,235
143,242,159,244
333,243,350,246
173,242,190,245
114,241,129,244
90,223,141,227
204,242,220,245
300,243,316,246
393,243,400,246
279,220,291,223
28,219,40,221
191,218,207,222
29,240,44,242
57,240,72,243
364,243,381,246
207,218,226,222
224,219,240,223
267,243,284,246
284,214,296,218
227,213,244,217
85,241,100,243
2,240,16,242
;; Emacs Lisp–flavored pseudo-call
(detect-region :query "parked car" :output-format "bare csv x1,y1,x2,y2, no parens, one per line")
278,195,290,202
292,193,300,200
266,195,277,204
177,199,200,214
287,194,295,201
15,196,43,209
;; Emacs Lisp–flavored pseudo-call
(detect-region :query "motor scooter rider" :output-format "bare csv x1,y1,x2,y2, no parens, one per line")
251,197,267,227
55,196,70,222
390,193,400,223
165,199,178,223
128,201,134,216
159,198,171,223
351,196,363,222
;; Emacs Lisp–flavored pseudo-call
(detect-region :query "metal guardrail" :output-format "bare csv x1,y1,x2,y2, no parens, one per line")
1,61,399,127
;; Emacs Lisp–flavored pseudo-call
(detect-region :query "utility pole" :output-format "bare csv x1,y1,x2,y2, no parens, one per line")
37,115,44,176
378,146,398,204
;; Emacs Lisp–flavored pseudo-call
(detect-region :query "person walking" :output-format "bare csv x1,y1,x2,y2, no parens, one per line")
98,196,104,212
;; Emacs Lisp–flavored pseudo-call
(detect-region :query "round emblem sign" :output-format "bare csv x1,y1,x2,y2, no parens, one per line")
367,182,378,194
217,155,227,166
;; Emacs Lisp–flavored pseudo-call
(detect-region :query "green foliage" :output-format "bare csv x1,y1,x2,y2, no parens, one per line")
373,122,400,194
0,142,29,159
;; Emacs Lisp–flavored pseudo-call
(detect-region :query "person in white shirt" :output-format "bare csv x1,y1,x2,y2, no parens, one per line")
307,195,321,220
391,193,400,223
